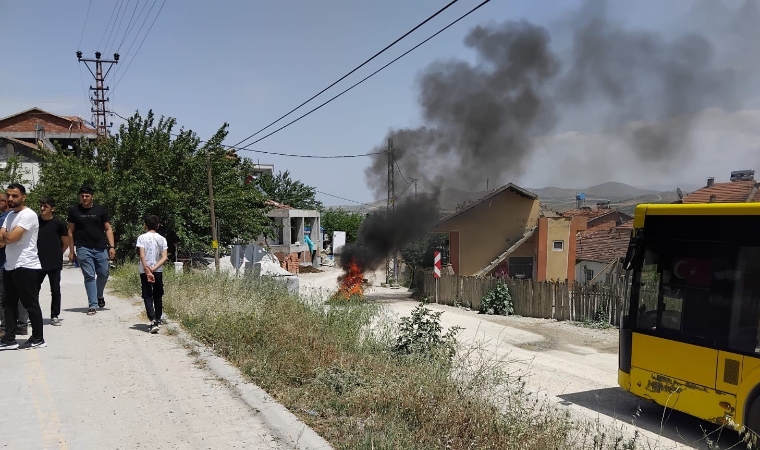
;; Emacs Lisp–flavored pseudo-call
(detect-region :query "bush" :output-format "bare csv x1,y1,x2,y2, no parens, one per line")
393,303,462,361
480,282,514,315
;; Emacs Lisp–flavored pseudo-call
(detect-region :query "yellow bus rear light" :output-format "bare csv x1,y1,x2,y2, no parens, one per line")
719,401,732,410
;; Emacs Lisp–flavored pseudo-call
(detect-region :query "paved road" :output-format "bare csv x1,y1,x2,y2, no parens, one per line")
0,266,289,449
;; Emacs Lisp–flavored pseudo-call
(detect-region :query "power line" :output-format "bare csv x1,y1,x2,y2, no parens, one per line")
111,111,386,159
98,0,121,49
315,190,377,207
116,0,142,52
106,0,129,53
395,161,411,185
238,0,492,147
108,0,131,54
77,0,92,49
112,0,165,93
109,0,153,83
230,0,462,149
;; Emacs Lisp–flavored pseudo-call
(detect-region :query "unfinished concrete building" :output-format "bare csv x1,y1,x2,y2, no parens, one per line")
266,205,321,273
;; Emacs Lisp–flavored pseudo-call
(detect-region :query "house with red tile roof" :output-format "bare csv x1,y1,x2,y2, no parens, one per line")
575,220,633,284
0,107,98,186
679,174,760,203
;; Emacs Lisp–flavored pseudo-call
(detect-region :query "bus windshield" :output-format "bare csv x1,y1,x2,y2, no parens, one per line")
629,237,760,355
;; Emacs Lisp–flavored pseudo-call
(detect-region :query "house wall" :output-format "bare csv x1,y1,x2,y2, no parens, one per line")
575,260,612,284
544,217,572,281
432,191,540,276
536,216,582,282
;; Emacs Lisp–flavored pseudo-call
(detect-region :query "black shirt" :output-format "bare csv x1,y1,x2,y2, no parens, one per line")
67,204,111,249
38,216,67,270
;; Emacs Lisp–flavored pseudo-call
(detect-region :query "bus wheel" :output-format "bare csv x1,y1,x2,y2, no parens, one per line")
746,398,760,438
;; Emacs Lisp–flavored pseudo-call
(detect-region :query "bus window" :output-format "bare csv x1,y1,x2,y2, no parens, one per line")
635,250,660,330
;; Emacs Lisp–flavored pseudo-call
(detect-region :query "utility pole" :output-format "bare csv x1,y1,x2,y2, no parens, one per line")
386,138,395,284
207,149,220,272
411,178,418,199
77,51,119,140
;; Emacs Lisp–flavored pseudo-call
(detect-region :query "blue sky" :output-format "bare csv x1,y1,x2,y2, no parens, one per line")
1,1,755,205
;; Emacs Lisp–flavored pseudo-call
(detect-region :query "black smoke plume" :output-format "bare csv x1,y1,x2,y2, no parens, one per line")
339,192,439,273
364,0,756,193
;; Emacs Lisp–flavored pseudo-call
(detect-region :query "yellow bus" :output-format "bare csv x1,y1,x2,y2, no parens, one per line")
619,202,760,432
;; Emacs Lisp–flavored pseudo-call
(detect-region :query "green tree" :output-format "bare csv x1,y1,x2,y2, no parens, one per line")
400,233,446,270
30,111,272,259
320,207,365,243
255,170,322,210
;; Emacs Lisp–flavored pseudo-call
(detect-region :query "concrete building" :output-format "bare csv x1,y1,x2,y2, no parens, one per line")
0,107,97,186
264,200,321,272
431,183,586,281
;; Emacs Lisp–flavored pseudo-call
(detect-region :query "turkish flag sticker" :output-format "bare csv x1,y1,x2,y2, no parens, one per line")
673,258,713,286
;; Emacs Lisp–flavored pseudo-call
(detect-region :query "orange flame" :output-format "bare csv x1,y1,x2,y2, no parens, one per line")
335,257,364,300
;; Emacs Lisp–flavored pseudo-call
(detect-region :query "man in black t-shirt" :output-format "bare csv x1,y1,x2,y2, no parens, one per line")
67,186,115,315
37,196,68,325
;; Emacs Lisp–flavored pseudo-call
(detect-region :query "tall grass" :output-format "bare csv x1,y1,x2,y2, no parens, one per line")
112,266,646,449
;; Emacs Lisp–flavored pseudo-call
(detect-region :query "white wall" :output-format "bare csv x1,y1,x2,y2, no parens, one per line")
575,260,612,284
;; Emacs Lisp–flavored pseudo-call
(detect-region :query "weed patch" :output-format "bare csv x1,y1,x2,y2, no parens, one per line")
113,267,652,449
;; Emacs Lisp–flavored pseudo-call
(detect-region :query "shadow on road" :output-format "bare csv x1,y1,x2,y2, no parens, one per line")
63,307,110,314
558,387,743,449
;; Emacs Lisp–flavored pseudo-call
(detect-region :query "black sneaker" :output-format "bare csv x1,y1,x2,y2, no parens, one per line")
149,321,160,334
51,317,61,326
0,339,18,350
87,308,96,315
21,338,46,350
98,297,106,308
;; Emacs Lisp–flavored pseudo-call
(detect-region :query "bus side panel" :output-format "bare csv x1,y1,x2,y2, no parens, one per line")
735,356,760,427
631,333,718,389
630,367,735,425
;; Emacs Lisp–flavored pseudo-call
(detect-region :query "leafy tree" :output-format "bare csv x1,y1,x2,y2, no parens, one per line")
30,110,272,259
320,207,365,243
400,233,447,270
255,170,322,210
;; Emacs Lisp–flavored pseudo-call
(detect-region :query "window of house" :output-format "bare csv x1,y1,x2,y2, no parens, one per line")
584,268,594,282
508,257,533,279
553,240,564,251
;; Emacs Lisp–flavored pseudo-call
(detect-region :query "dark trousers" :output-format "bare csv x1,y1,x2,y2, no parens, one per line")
0,268,27,326
3,268,43,341
140,272,164,322
39,268,62,318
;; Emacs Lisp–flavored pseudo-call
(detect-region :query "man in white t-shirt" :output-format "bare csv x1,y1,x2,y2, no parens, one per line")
0,183,44,350
136,215,168,334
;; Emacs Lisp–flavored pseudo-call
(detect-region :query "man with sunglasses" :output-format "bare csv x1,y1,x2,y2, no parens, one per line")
0,193,28,335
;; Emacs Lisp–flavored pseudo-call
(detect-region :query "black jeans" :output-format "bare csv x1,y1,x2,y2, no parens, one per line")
0,268,27,326
39,268,62,318
140,272,164,322
3,268,43,341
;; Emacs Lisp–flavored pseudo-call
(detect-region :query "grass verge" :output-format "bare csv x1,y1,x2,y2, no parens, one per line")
112,266,650,449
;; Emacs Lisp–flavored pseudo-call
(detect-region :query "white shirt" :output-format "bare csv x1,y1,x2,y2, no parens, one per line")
136,231,168,273
3,207,41,270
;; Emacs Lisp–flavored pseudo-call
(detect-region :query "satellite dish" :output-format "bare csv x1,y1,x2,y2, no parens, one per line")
677,188,683,200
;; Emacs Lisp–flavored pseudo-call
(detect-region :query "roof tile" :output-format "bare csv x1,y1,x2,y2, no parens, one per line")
576,221,633,263
682,181,758,203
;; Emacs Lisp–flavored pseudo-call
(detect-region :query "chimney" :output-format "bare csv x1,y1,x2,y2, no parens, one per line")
707,177,715,187
709,194,717,203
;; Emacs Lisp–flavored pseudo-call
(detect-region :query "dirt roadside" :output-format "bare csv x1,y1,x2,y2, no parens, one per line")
300,266,744,450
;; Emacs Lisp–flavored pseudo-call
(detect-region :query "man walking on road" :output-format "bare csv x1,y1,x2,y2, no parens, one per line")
0,184,45,350
37,196,68,325
0,193,28,335
67,186,115,316
136,215,168,334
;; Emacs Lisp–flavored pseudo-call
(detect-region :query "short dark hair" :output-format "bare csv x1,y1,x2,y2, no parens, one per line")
79,186,94,195
7,183,26,195
39,196,56,208
144,215,160,231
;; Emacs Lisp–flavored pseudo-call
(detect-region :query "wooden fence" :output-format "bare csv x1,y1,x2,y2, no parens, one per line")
413,269,624,326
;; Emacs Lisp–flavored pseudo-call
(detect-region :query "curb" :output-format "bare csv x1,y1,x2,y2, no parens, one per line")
165,321,333,450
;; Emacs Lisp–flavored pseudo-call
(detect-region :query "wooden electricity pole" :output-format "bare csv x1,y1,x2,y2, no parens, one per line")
207,149,220,272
